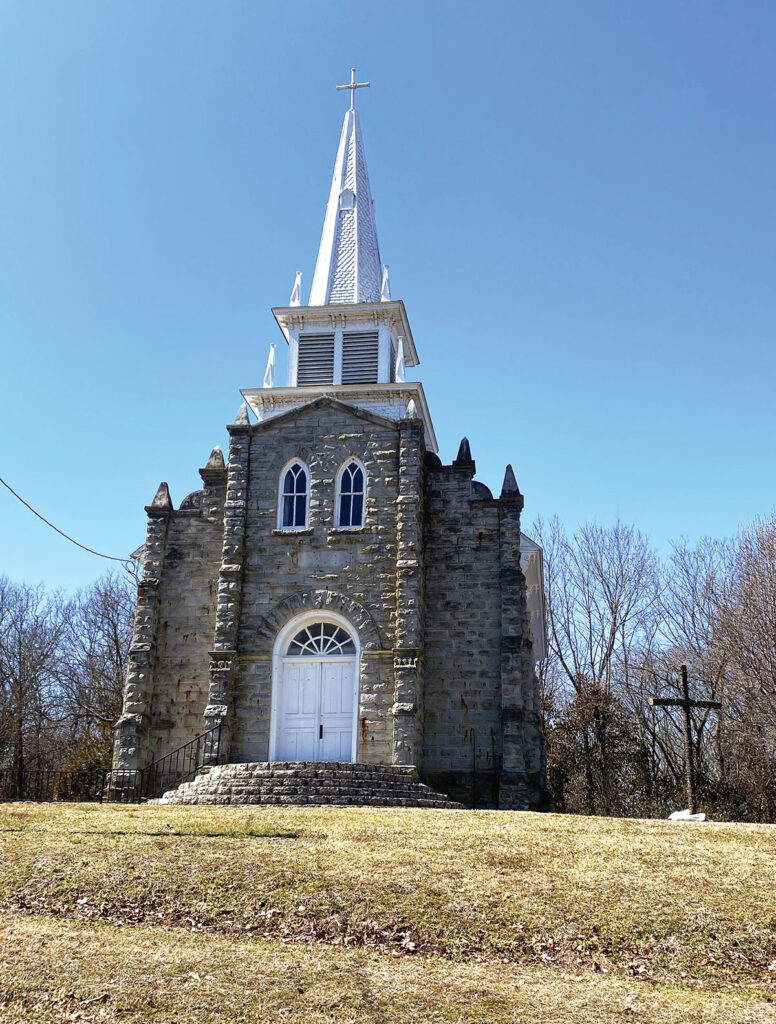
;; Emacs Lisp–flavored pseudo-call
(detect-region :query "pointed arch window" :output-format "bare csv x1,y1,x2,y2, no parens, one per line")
278,461,309,530
336,460,366,529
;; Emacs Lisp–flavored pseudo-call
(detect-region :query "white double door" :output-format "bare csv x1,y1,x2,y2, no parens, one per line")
275,657,356,762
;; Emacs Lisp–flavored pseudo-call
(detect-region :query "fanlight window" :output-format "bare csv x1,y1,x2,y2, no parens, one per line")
337,461,365,528
286,622,356,656
280,462,308,529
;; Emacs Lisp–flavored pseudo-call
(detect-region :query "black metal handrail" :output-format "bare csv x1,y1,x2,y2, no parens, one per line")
131,722,225,801
0,722,225,805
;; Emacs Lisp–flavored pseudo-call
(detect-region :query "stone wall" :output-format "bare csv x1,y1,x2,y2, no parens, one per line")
422,459,503,805
146,504,224,762
113,463,226,771
229,399,407,764
113,397,546,810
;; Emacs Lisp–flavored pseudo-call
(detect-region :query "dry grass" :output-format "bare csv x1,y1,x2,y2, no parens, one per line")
1,913,774,1024
1,802,776,1020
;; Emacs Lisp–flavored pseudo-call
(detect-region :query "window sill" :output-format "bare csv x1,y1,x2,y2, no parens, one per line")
329,526,366,535
273,527,314,536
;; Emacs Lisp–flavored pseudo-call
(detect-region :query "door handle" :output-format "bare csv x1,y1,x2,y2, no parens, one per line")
319,724,323,740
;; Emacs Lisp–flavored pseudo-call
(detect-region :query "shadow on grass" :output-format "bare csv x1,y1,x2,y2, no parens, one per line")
0,827,301,839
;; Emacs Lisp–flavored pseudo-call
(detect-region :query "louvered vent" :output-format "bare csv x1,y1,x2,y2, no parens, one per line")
297,333,335,386
342,331,379,385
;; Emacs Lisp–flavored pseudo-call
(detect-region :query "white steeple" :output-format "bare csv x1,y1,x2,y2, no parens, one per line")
245,71,435,450
309,71,382,306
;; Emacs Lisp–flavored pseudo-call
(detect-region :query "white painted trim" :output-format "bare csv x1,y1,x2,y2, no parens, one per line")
269,609,361,763
335,457,367,529
287,328,300,387
333,327,343,385
272,300,419,368
276,457,310,531
377,324,391,383
241,380,439,453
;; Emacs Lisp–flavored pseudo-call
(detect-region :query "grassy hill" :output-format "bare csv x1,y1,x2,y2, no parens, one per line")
1,803,776,1022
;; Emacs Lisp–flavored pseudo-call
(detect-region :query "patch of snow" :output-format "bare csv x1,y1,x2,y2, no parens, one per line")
668,809,708,822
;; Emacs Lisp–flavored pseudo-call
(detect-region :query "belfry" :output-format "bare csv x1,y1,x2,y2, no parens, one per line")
113,72,547,809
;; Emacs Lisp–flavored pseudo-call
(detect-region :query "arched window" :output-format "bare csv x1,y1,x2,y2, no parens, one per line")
286,622,356,656
278,461,309,529
336,460,365,528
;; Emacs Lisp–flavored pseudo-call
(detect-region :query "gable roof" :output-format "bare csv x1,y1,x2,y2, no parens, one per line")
231,395,400,436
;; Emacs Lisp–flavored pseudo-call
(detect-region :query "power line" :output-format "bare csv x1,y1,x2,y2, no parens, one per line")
0,474,130,564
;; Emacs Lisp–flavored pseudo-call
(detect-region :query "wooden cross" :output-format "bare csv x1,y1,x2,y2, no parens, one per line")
649,664,722,815
336,68,370,110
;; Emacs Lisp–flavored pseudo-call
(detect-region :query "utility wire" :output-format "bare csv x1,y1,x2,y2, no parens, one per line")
0,474,130,564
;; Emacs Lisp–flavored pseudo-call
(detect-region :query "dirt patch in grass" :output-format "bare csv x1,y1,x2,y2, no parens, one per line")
1,803,776,994
1,912,775,1024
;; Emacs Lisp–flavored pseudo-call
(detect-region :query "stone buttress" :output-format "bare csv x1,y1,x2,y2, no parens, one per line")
113,455,227,774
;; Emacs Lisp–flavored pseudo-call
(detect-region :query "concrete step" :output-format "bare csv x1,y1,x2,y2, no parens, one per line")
154,762,463,809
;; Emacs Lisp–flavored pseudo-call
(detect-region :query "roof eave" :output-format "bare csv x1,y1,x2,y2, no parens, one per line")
271,299,419,367
241,380,437,453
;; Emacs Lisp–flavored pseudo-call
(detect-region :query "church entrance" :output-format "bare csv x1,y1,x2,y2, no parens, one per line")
270,617,359,763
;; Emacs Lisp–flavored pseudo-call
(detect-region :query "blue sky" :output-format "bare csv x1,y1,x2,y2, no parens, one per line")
1,1,775,591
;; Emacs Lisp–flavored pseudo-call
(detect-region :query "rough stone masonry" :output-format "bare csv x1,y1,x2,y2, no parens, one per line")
113,399,547,808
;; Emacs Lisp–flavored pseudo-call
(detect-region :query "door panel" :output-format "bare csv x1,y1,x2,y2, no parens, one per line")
320,661,355,761
276,658,356,762
277,661,318,761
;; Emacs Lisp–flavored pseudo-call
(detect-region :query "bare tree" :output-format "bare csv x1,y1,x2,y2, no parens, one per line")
0,578,69,773
724,515,776,714
537,515,776,822
58,571,135,769
535,518,660,815
714,516,776,819
648,538,733,805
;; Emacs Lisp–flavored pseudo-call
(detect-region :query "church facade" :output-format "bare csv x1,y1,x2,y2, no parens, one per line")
113,83,547,809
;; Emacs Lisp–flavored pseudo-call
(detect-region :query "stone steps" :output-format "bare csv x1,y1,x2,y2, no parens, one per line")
153,761,464,808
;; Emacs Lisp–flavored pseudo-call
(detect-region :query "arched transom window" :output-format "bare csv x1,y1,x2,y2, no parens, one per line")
337,460,365,528
279,461,309,529
286,622,356,657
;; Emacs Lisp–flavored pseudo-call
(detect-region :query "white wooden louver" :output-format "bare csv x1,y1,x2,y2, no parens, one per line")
297,333,335,386
342,331,379,384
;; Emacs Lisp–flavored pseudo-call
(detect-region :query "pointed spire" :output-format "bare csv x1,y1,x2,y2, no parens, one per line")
151,482,172,509
205,446,225,469
453,437,476,475
456,436,475,460
394,337,406,383
380,264,391,302
456,437,472,462
200,445,227,487
309,103,382,305
234,402,250,426
289,271,302,306
501,464,522,498
263,344,276,389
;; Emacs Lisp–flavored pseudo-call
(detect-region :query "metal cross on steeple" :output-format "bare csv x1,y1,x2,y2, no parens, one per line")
336,67,370,110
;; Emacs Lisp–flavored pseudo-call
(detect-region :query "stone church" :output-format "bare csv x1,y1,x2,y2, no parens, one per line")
113,76,547,809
